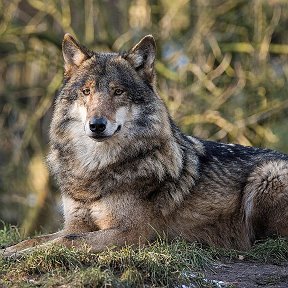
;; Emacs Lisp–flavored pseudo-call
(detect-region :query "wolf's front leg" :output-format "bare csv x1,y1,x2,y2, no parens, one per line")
27,228,154,253
1,231,65,257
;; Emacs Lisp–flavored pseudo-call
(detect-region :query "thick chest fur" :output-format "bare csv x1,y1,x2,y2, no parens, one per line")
48,131,195,204
54,152,166,202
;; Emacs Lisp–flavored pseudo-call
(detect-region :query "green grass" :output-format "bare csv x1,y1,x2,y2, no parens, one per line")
0,223,22,248
0,226,214,287
0,225,288,287
247,238,288,263
0,242,213,287
210,238,288,264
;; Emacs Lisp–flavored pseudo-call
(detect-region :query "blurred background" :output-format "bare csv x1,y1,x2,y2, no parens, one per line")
1,0,288,236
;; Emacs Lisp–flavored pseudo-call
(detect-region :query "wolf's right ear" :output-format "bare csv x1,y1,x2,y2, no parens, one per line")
62,33,90,76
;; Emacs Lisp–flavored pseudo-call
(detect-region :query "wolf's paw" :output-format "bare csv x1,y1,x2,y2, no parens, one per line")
0,241,36,259
2,246,41,260
1,246,24,259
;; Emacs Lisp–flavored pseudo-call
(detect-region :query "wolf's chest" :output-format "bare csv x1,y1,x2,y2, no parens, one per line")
62,194,135,231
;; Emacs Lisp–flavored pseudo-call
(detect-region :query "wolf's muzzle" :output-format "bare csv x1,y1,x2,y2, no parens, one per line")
86,116,121,141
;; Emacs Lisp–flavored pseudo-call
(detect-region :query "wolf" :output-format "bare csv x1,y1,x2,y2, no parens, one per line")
2,34,288,256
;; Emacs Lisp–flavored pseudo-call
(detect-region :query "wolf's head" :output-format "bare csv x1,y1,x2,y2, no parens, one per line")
55,33,169,144
49,34,186,191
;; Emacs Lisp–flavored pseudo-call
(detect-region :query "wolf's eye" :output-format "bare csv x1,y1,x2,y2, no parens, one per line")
82,88,90,96
114,88,124,96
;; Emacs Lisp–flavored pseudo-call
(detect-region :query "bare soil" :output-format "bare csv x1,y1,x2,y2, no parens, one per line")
204,260,288,288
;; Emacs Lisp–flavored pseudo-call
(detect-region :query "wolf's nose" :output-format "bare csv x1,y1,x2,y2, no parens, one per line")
89,117,107,133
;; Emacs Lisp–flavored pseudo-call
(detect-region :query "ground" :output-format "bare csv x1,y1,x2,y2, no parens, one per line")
0,225,288,287
204,260,288,288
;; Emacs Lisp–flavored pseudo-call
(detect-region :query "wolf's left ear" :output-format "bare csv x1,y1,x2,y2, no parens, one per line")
62,33,90,76
125,35,156,84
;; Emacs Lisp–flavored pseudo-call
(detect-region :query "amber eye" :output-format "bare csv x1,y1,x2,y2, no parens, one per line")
82,88,90,96
114,88,124,96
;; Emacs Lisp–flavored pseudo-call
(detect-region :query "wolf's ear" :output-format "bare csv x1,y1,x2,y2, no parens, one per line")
62,33,90,76
125,35,156,84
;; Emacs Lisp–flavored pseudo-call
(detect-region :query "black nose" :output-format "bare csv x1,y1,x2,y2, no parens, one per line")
89,117,107,133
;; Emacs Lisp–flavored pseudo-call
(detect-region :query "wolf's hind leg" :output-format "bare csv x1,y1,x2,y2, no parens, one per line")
243,160,288,240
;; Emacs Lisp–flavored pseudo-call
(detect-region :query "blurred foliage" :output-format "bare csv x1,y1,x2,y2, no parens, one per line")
0,0,288,234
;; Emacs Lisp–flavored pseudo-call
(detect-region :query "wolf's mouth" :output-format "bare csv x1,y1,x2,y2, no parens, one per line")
89,125,122,142
115,125,122,133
